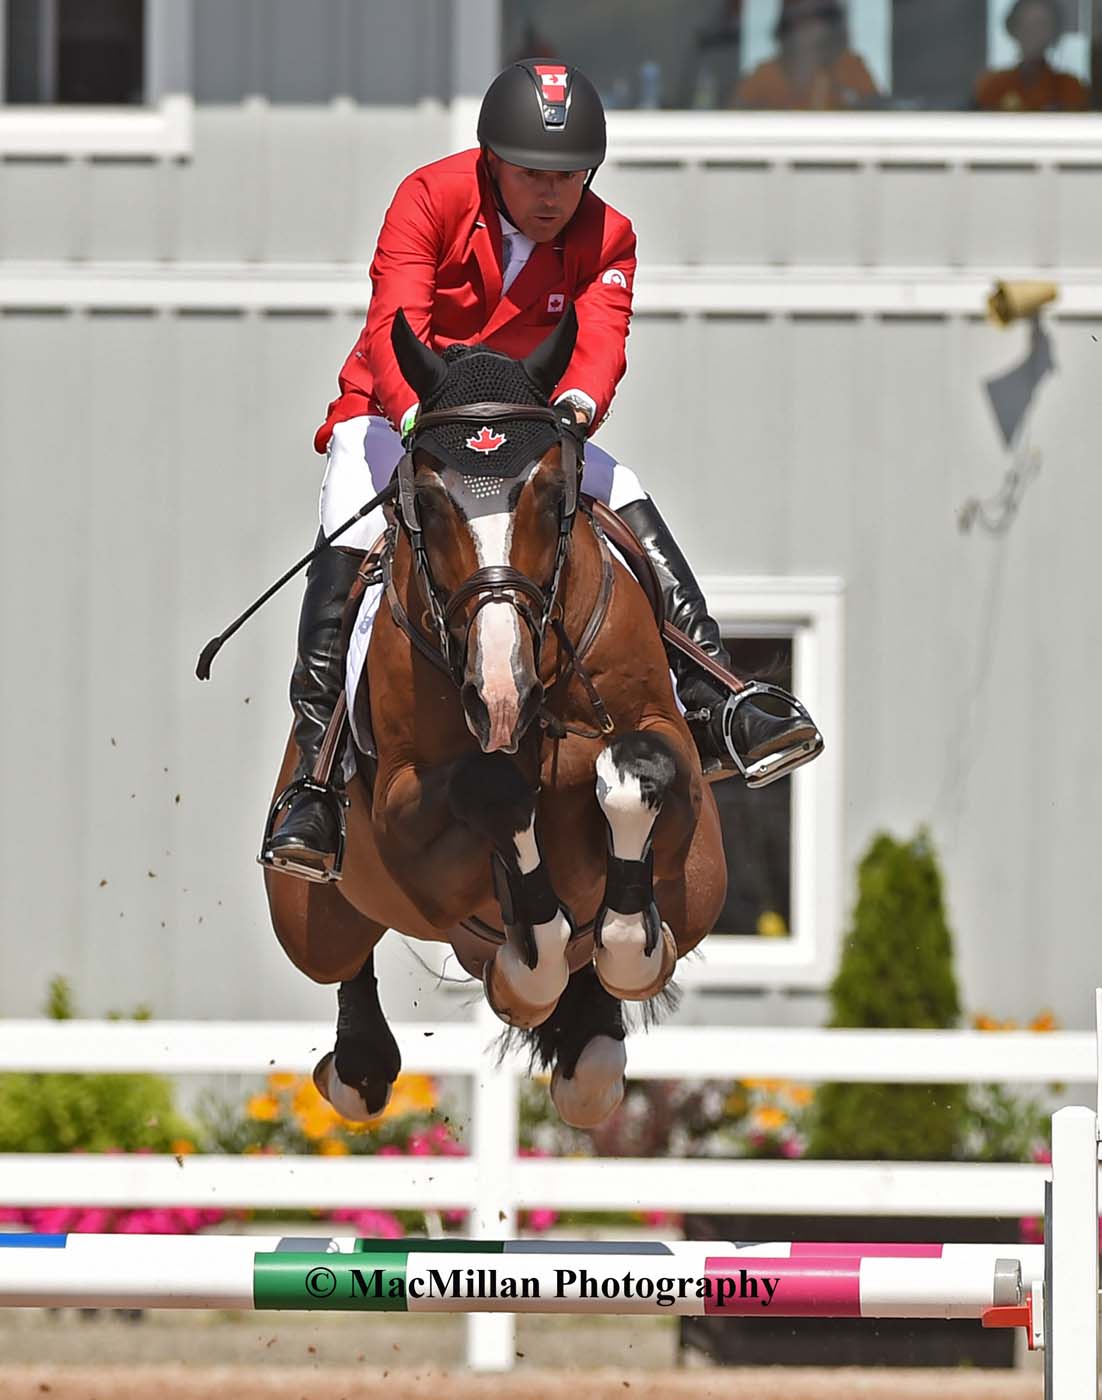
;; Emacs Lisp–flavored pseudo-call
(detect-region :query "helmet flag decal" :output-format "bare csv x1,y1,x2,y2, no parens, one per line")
466,426,507,453
535,65,569,105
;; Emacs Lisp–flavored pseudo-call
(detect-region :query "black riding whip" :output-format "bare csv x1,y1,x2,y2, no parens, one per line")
195,481,396,680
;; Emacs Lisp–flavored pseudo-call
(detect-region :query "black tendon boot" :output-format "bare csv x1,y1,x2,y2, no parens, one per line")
615,496,822,786
261,542,365,879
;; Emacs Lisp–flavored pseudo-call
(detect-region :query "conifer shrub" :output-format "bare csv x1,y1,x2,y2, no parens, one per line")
806,829,966,1161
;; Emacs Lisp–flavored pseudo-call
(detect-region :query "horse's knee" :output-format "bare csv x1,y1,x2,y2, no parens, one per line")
596,732,678,839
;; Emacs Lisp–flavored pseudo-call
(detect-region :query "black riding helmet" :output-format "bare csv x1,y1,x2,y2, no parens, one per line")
477,59,606,176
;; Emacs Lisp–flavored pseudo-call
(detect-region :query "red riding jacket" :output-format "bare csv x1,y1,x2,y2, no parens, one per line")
314,148,637,453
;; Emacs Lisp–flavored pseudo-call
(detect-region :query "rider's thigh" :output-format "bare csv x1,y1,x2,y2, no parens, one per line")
580,442,646,510
319,414,405,549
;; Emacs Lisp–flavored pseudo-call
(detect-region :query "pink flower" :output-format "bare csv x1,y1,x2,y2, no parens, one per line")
640,1210,672,1227
443,1209,467,1226
376,1145,402,1157
781,1138,805,1159
525,1209,557,1232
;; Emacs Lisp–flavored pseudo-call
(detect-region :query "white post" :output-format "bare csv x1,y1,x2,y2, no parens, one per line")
1049,1105,1099,1397
465,999,519,1370
1095,988,1102,1131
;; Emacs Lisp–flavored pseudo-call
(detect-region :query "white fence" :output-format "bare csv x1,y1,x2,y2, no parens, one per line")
0,1007,1095,1369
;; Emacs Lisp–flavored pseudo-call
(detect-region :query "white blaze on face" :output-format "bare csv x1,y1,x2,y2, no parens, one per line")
447,467,536,752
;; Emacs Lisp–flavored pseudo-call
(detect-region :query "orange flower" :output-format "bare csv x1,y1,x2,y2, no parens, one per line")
318,1138,350,1156
266,1072,300,1094
170,1138,196,1155
246,1093,281,1123
375,1073,437,1123
742,1078,790,1094
786,1085,814,1108
750,1105,789,1133
1029,1011,1057,1033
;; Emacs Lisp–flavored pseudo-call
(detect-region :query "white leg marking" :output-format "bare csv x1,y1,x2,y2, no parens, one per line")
594,747,673,997
551,1036,627,1129
494,814,570,1011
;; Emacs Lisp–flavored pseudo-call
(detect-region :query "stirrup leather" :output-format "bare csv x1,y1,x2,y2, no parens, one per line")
720,682,824,790
259,776,349,884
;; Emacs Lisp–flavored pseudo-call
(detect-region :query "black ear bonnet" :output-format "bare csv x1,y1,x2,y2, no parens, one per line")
414,346,560,478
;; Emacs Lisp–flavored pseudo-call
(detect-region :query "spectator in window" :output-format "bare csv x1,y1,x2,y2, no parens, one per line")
974,0,1089,111
732,0,878,111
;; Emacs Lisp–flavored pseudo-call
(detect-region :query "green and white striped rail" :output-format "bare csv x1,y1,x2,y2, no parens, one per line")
0,1233,1043,1318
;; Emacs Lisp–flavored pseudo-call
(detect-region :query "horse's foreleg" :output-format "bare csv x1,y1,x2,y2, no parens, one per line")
541,965,627,1129
313,952,402,1122
448,751,572,1030
592,731,683,1000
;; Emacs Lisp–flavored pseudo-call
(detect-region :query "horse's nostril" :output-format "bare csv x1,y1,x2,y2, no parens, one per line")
518,680,544,729
460,681,486,717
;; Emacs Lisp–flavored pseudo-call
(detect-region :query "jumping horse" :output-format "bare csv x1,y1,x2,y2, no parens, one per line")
264,308,728,1129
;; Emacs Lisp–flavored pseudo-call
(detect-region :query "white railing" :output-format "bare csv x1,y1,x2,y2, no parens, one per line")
0,1007,1093,1369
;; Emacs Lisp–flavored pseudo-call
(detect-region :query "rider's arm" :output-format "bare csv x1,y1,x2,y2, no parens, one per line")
555,213,636,432
313,171,442,451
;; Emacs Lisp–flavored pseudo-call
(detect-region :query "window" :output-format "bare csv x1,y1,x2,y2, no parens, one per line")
711,635,797,941
5,0,144,105
0,1,192,158
675,578,844,990
503,0,1099,112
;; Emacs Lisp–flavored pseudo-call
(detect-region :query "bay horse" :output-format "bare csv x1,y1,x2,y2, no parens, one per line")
265,308,726,1129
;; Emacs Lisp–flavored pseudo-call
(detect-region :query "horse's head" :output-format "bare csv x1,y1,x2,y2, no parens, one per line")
390,308,582,754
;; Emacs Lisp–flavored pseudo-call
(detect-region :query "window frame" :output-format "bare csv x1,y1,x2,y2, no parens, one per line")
0,0,193,157
674,575,845,992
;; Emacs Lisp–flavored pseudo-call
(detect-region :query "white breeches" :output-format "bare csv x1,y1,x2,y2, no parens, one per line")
322,415,648,740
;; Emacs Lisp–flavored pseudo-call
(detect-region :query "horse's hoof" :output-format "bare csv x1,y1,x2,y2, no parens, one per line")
312,1051,392,1123
482,957,558,1030
593,920,677,1002
551,1035,627,1129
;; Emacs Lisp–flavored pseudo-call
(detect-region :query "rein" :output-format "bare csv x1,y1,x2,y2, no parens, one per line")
385,400,614,739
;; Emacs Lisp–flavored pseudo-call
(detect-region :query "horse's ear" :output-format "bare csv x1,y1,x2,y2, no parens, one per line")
520,304,578,399
390,309,448,402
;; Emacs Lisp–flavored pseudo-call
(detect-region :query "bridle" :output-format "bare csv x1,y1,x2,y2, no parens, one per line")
386,399,586,690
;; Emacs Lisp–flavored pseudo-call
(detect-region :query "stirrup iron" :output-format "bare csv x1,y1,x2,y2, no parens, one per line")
259,776,349,884
722,682,824,789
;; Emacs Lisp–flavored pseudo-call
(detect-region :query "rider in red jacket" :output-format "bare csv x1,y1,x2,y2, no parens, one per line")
263,60,816,877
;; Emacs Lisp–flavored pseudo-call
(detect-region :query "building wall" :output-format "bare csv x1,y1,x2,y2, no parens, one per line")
3,99,1101,1029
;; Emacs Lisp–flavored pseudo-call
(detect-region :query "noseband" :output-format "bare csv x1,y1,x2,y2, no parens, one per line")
388,401,584,687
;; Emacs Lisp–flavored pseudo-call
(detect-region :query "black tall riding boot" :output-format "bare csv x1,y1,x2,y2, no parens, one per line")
261,542,365,879
615,496,821,784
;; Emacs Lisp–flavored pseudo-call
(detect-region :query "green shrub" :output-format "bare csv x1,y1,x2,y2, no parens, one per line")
0,978,195,1154
806,829,966,1161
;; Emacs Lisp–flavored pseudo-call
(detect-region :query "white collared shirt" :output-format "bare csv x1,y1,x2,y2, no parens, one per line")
498,212,536,295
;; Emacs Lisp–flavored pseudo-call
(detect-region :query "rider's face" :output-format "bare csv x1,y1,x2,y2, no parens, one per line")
487,154,587,243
